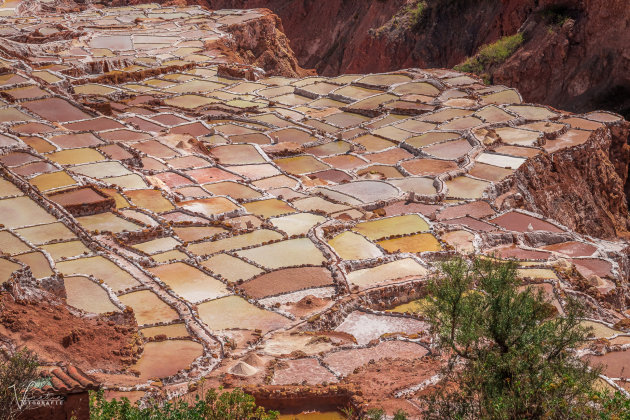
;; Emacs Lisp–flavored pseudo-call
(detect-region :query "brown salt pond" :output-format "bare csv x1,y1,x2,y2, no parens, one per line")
118,290,179,325
134,339,203,380
236,238,327,270
204,181,262,200
274,155,330,175
198,295,289,332
148,262,228,303
240,267,334,298
64,276,119,314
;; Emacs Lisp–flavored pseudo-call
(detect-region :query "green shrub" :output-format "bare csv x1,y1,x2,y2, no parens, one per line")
90,387,279,420
454,33,524,81
0,348,40,420
408,1,427,27
420,257,630,419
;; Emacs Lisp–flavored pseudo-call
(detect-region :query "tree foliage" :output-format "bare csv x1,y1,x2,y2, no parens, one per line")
0,347,40,420
421,257,629,419
90,387,278,420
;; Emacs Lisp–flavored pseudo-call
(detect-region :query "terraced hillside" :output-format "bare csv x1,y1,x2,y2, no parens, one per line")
0,0,629,417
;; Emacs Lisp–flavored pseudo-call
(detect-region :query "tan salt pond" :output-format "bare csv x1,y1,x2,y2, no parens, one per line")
270,213,326,236
204,181,262,200
347,258,428,288
581,321,623,339
352,134,396,152
243,198,295,218
77,212,142,233
64,276,119,314
0,196,56,228
210,144,266,165
442,230,475,253
404,131,460,149
148,262,228,303
353,214,430,240
0,257,21,284
328,231,382,260
41,240,90,261
495,127,541,146
198,295,288,332
236,238,326,270
178,197,240,217
187,229,283,255
125,189,174,213
140,323,189,339
445,176,491,199
118,290,179,325
132,237,180,255
200,254,264,283
56,256,139,292
0,179,23,197
134,340,203,380
274,155,330,175
0,230,31,255
15,251,53,279
172,226,226,242
15,222,75,244
506,105,558,120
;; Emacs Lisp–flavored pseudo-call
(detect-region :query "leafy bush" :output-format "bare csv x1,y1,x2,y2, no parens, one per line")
420,257,630,419
454,33,524,81
90,387,279,420
408,1,427,27
0,348,40,420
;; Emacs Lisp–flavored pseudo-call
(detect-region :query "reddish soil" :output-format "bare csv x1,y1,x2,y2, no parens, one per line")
0,290,140,372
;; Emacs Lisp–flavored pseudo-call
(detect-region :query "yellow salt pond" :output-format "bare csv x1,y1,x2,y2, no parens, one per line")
187,229,283,255
327,231,382,260
378,233,441,253
236,238,326,270
200,254,263,282
353,215,430,241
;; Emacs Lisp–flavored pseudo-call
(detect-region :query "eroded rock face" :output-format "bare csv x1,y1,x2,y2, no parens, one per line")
191,0,630,118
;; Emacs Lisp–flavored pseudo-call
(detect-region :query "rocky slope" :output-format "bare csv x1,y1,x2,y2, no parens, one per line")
189,0,630,119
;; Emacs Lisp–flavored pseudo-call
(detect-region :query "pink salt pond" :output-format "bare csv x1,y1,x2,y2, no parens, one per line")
335,311,429,345
323,340,428,377
272,358,337,385
134,339,203,380
491,211,563,233
21,98,91,122
542,241,597,257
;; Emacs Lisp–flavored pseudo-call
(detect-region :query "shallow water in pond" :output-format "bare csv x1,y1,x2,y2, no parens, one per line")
64,276,118,314
134,340,203,380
